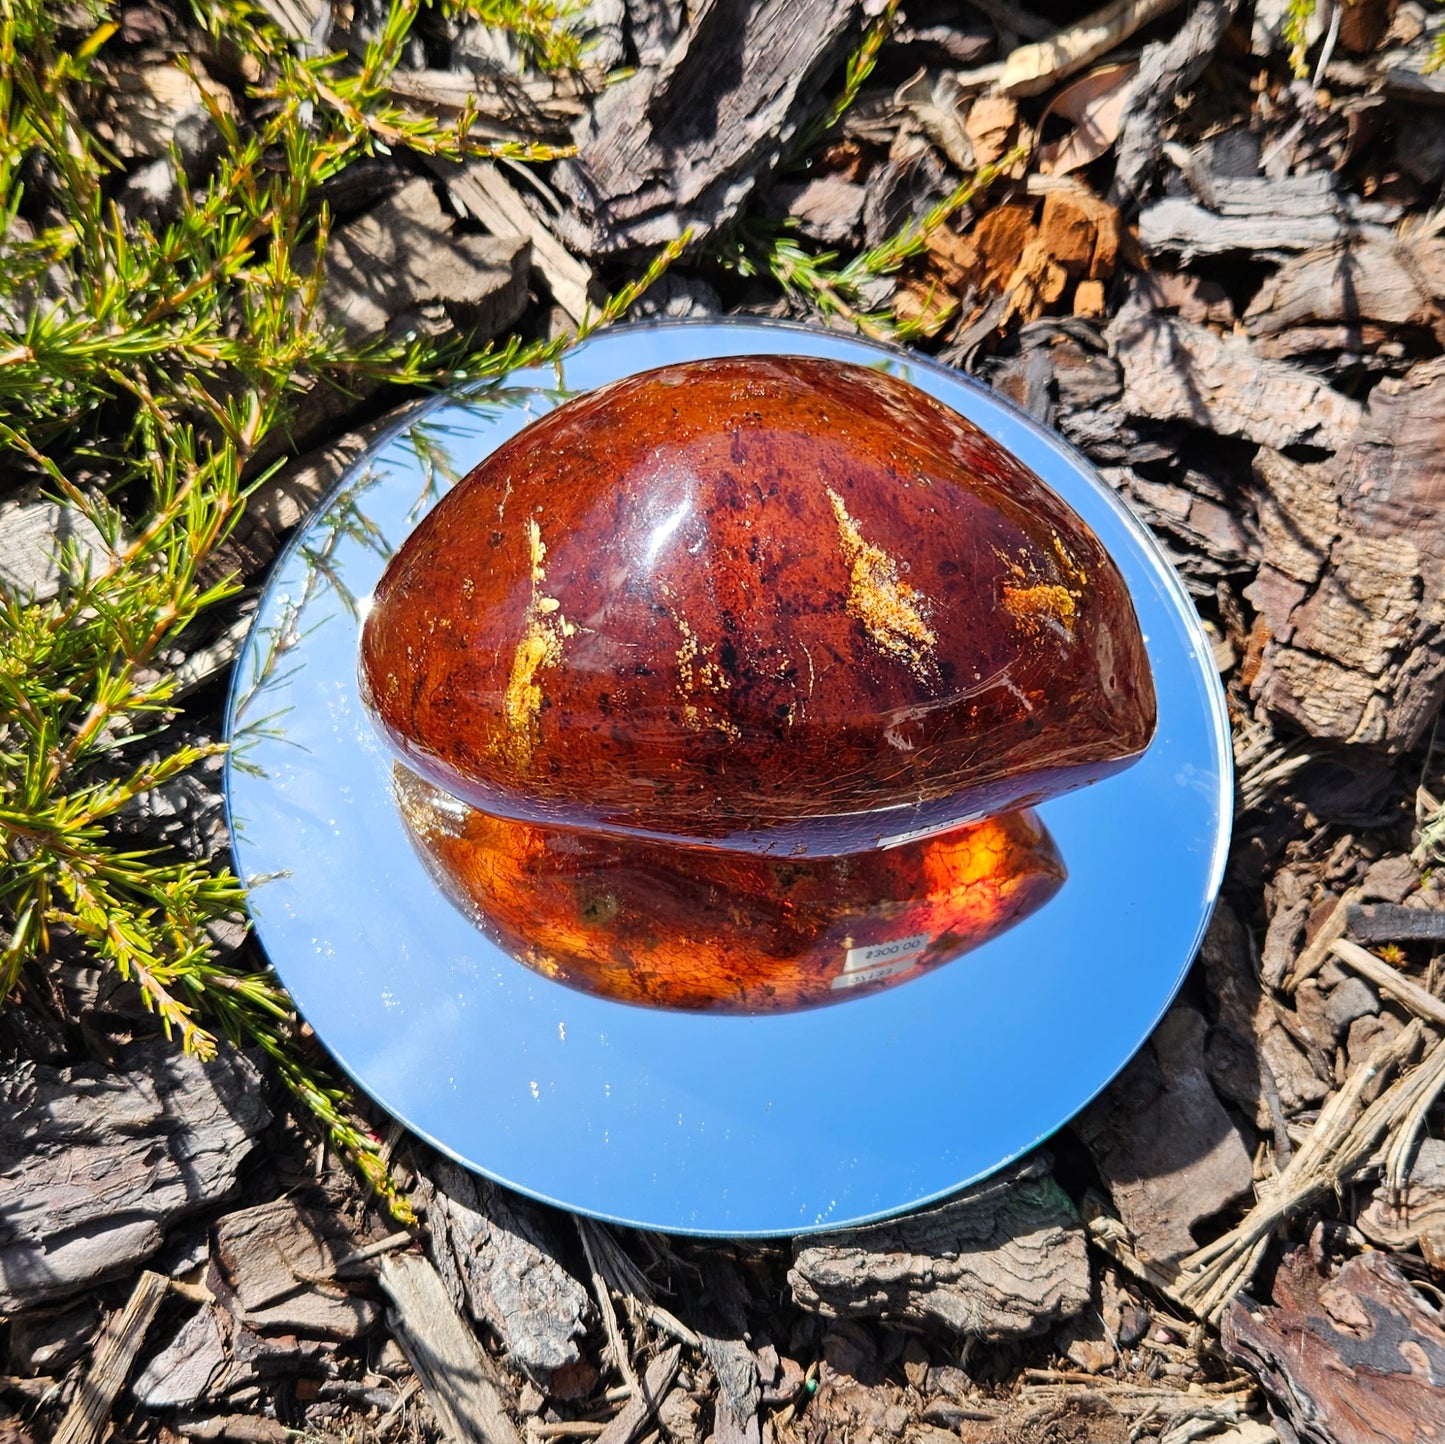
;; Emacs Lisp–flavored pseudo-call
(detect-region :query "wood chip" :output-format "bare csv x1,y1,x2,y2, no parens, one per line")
416,1156,591,1392
211,1198,381,1339
434,157,596,324
1358,1136,1445,1249
553,0,868,254
380,1252,524,1444
1249,357,1445,751
0,487,115,604
1139,170,1399,259
1109,0,1239,204
1330,939,1445,1029
594,1346,682,1444
966,0,1187,99
1076,1005,1255,1266
0,1041,268,1312
963,95,1019,167
54,1270,169,1444
1244,234,1445,349
789,1155,1089,1338
1107,305,1363,451
1349,904,1445,945
1223,1249,1445,1443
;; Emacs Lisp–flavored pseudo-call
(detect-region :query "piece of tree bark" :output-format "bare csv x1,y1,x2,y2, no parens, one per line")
387,68,593,142
1223,1249,1445,1444
1358,1136,1445,1250
130,1302,231,1410
434,157,597,325
1206,945,1329,1134
551,0,868,255
210,1198,380,1340
1244,235,1445,351
788,1155,1088,1338
688,1257,761,1444
1248,357,1445,751
54,1270,169,1444
1139,170,1399,260
594,1345,682,1444
0,1040,269,1312
1106,305,1363,451
319,179,530,348
1076,1004,1255,1267
379,1252,523,1444
1110,0,1240,205
1350,903,1445,945
256,180,529,466
0,485,114,604
413,1157,591,1393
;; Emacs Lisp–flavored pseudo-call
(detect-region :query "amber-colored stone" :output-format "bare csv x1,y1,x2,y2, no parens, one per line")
360,356,1155,855
394,768,1065,1012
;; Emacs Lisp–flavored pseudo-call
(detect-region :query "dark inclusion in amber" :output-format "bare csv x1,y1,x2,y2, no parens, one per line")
360,356,1156,857
394,767,1065,1012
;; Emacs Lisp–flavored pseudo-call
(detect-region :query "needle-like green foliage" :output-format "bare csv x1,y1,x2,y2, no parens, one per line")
0,0,682,1218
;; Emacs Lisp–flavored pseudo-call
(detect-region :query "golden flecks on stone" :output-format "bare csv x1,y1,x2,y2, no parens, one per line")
1002,582,1078,637
673,606,739,739
501,517,573,772
1051,532,1088,590
826,487,936,675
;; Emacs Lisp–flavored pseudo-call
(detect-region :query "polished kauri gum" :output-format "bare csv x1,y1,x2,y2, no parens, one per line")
360,356,1157,856
394,767,1065,1012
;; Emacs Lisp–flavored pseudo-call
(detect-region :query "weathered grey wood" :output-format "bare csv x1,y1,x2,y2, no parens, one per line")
1076,1004,1255,1267
1358,1137,1445,1250
387,68,592,141
210,1198,381,1339
131,1303,230,1409
690,1258,761,1444
320,178,530,347
1350,903,1445,945
624,0,683,64
54,1270,169,1444
1107,304,1363,450
0,1041,269,1312
434,157,596,324
380,1252,523,1444
551,0,867,255
1248,356,1445,750
1244,235,1445,355
414,1157,590,1391
1139,170,1398,260
1110,0,1240,206
0,486,114,604
1223,1249,1445,1444
594,1345,682,1444
1199,901,1328,1139
789,1155,1089,1338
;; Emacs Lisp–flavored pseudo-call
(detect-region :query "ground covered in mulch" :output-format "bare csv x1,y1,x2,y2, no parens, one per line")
5,0,1445,1440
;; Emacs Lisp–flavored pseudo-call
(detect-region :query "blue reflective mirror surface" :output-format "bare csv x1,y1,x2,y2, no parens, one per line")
225,320,1232,1235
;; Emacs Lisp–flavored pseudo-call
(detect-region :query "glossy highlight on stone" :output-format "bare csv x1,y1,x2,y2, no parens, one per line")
360,356,1156,855
394,768,1065,1012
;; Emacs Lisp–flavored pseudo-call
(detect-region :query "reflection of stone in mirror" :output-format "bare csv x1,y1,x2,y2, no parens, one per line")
393,766,1066,1013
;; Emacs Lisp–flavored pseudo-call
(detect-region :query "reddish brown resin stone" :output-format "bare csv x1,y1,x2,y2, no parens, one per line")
394,768,1065,1012
360,356,1156,855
